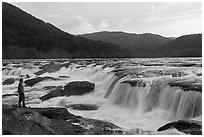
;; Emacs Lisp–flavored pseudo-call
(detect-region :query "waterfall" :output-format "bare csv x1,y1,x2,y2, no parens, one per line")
2,67,36,78
106,76,202,121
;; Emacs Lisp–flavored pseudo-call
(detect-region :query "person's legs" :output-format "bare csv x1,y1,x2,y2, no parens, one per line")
22,94,25,107
18,95,22,107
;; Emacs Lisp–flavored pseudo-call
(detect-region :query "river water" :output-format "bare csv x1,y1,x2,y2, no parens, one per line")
2,58,202,134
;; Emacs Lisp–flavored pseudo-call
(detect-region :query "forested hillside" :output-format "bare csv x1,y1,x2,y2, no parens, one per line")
155,34,202,57
81,31,173,57
2,3,130,59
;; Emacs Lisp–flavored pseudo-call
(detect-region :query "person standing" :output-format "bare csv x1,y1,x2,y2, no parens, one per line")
18,78,25,107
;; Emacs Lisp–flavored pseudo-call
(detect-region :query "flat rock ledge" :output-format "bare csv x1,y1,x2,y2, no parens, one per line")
40,81,95,101
67,104,98,111
25,76,58,87
2,104,125,135
121,79,146,87
168,81,202,92
157,119,202,135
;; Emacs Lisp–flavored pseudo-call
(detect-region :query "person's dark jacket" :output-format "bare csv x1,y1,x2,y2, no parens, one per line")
18,83,24,95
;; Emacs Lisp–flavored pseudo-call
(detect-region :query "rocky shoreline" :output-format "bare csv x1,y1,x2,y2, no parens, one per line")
2,104,124,135
2,59,202,135
3,104,201,135
157,119,202,135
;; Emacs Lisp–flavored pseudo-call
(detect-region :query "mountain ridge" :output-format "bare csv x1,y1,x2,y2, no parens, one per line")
2,2,130,59
81,31,201,57
81,31,173,57
155,34,202,57
2,2,202,58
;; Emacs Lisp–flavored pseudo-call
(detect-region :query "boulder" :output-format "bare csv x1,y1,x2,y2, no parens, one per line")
25,76,58,87
43,86,61,90
33,61,42,66
157,120,202,135
34,69,47,76
168,81,202,92
40,81,94,101
2,78,15,85
40,87,64,101
68,104,98,111
31,107,76,120
64,81,95,96
26,74,30,78
59,76,70,79
2,93,18,98
40,81,95,101
3,62,8,66
35,61,70,76
121,79,146,87
170,63,201,67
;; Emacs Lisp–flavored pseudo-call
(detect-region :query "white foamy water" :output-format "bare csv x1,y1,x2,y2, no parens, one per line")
2,58,202,134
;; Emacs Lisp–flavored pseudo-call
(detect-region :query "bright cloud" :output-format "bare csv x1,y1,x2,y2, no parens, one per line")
11,2,202,37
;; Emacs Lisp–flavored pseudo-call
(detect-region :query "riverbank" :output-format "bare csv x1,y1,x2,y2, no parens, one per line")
2,104,125,135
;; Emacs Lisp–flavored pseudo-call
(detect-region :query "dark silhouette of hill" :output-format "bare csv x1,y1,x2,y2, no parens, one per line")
2,3,130,59
81,31,173,57
155,34,202,57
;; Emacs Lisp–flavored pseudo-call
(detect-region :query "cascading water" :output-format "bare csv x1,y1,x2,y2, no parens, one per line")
105,76,202,121
2,58,202,134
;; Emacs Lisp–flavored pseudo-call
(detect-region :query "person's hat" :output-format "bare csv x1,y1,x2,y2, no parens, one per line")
19,78,23,82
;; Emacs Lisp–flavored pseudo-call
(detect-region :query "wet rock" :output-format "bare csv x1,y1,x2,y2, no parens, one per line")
168,81,202,92
33,62,42,66
68,104,98,111
112,68,129,78
25,76,58,87
157,120,202,135
40,81,95,101
2,93,18,98
2,104,83,135
58,76,70,79
121,79,146,87
2,78,15,85
196,73,202,76
34,69,47,76
2,104,124,135
80,118,123,135
3,62,8,66
123,128,152,135
43,86,62,90
35,61,70,75
64,81,95,96
171,71,183,77
170,63,200,67
31,107,76,120
40,87,64,101
141,63,164,66
2,105,53,135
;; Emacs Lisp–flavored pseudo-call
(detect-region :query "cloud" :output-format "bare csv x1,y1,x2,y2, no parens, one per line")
117,16,135,28
70,15,95,34
69,16,112,34
11,2,202,37
62,8,75,12
98,19,111,29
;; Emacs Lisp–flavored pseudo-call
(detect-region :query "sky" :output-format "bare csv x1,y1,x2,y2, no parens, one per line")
11,2,202,37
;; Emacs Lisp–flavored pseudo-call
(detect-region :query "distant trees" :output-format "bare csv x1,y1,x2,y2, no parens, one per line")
2,2,130,59
155,34,202,57
3,45,42,59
